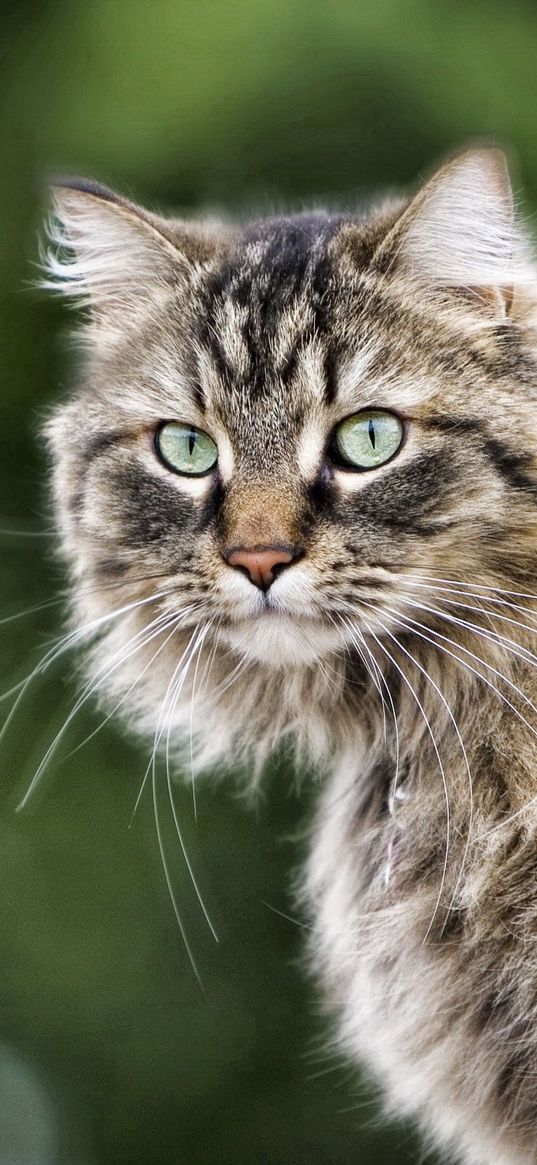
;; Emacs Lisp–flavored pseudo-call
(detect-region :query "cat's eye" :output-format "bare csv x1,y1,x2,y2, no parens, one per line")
156,422,218,476
331,409,404,470
154,421,217,475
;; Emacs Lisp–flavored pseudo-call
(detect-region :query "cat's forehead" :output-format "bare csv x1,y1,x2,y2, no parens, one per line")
187,212,436,428
104,202,496,448
196,213,345,405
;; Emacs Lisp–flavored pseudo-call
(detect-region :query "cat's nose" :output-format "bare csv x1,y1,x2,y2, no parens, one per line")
225,545,301,591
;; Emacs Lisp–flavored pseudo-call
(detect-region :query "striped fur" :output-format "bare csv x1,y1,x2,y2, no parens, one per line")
43,149,537,1163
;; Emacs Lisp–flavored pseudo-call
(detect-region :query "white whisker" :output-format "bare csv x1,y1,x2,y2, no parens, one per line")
358,631,401,818
359,601,473,923
0,569,173,633
0,527,52,538
129,618,219,963
151,759,206,995
186,619,218,823
377,602,537,837
0,597,61,627
161,619,218,940
329,610,388,737
396,597,537,720
131,621,208,822
357,614,452,942
405,573,537,604
3,590,167,754
399,593,537,677
16,598,193,810
62,606,203,763
341,615,399,784
403,580,537,643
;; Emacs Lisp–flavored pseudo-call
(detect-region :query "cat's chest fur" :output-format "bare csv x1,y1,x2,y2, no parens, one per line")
305,703,537,1165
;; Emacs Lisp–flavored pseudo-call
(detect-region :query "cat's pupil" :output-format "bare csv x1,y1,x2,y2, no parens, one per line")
368,419,376,449
188,430,196,455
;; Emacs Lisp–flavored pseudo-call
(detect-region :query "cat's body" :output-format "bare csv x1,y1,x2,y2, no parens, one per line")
308,666,537,1165
42,150,537,1163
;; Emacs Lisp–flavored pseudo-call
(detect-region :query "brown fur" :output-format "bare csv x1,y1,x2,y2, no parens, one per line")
42,149,537,1163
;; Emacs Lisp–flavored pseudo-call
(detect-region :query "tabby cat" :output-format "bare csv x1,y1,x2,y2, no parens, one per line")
42,149,537,1164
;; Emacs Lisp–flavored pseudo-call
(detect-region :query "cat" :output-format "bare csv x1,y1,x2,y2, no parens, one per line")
41,147,537,1165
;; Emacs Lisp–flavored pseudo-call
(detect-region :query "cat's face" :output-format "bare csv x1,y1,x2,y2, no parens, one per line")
44,150,537,755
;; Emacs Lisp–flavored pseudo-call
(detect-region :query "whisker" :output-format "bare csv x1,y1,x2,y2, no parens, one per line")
0,570,180,637
340,614,396,765
129,622,208,824
353,622,389,744
328,611,388,737
398,593,537,676
0,675,36,705
0,570,174,633
374,603,537,837
71,568,181,600
357,614,452,942
405,573,537,604
16,597,197,810
0,597,62,628
1,590,168,749
139,619,220,958
403,580,537,642
338,615,402,889
315,654,344,700
61,605,204,763
144,622,207,805
162,620,218,939
0,527,52,539
396,608,537,732
151,758,206,995
123,612,215,960
357,631,401,821
358,601,473,923
186,618,218,824
260,899,312,930
205,656,251,702
397,596,537,712
337,589,537,735
357,625,399,774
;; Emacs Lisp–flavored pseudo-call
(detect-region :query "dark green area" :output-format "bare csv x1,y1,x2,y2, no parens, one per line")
1,2,536,1161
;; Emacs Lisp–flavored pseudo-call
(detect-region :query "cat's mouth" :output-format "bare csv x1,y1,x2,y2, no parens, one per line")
214,562,345,665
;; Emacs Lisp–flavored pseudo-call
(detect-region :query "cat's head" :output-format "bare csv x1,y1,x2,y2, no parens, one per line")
42,149,537,767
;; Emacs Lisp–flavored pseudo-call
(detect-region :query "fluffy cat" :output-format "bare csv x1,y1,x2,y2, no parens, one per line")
42,148,537,1164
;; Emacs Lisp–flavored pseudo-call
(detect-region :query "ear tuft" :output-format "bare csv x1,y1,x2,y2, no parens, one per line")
40,179,187,315
375,148,534,306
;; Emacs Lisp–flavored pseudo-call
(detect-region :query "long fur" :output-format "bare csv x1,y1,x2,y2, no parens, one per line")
42,148,537,1163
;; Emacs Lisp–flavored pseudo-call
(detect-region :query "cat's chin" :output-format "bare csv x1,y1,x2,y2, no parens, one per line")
221,612,340,667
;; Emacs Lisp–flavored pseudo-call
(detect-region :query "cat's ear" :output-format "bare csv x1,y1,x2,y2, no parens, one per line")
42,178,224,326
374,148,531,313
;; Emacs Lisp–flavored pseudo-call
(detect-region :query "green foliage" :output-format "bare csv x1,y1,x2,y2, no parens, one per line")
1,2,536,1160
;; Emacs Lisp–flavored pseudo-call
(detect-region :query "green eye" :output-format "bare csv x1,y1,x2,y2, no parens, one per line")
332,409,404,470
156,422,218,476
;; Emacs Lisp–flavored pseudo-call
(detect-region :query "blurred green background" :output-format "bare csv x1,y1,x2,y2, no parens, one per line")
2,2,537,1162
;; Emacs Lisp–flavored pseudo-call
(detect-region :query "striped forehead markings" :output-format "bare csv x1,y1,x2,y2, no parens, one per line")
197,214,346,403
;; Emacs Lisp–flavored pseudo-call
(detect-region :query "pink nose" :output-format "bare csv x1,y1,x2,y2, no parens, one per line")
225,546,298,590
